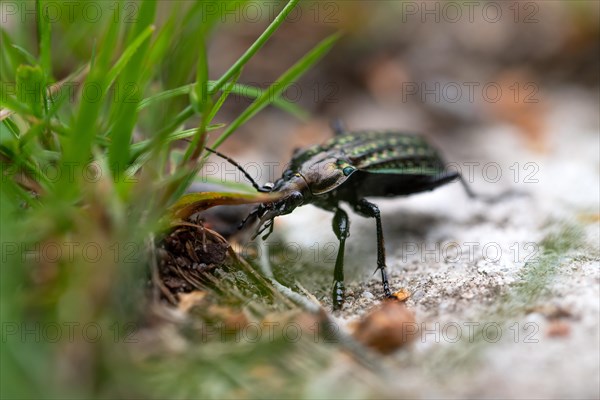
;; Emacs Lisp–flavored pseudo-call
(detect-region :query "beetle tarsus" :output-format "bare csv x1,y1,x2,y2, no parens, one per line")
353,198,391,299
380,267,392,298
332,280,345,310
332,208,350,310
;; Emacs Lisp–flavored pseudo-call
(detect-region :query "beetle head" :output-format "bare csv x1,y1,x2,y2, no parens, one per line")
243,173,309,240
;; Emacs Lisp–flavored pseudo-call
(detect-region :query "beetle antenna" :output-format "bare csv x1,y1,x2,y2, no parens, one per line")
205,147,268,192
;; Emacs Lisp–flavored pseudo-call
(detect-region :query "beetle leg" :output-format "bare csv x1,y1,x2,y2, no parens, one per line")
261,220,275,240
252,219,274,240
239,207,260,230
330,119,346,136
332,208,350,310
353,199,393,299
459,175,526,203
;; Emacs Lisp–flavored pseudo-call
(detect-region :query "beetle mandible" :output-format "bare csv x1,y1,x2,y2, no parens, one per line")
206,125,489,310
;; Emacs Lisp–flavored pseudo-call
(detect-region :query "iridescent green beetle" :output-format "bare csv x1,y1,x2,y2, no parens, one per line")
207,126,482,310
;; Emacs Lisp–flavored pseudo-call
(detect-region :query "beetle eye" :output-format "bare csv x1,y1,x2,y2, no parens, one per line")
342,166,355,176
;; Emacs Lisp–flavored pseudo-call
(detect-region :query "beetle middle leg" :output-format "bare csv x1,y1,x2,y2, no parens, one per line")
353,198,393,299
331,208,350,310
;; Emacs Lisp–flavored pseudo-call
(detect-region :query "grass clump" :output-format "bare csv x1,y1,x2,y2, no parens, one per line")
1,1,340,397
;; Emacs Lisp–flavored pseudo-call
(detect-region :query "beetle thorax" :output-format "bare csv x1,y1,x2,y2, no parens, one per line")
299,154,355,196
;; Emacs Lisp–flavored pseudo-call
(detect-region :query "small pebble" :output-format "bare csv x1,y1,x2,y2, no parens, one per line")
547,320,571,338
362,291,375,299
353,302,417,354
462,292,474,299
412,290,425,300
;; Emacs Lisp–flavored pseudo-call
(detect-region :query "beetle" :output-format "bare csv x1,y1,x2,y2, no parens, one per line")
206,126,495,310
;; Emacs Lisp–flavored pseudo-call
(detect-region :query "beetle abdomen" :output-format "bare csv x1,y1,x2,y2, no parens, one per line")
345,170,459,199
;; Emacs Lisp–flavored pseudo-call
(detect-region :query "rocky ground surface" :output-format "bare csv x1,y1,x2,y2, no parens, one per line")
260,88,600,399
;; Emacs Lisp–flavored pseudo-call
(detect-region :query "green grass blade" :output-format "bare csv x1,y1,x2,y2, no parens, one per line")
15,65,45,118
36,0,52,76
225,83,309,120
129,124,224,162
0,92,32,116
10,45,38,66
58,14,120,198
190,36,210,116
206,70,243,123
138,82,308,119
1,30,25,80
104,25,155,96
211,32,340,149
107,1,156,180
210,0,301,94
183,34,211,165
137,84,193,110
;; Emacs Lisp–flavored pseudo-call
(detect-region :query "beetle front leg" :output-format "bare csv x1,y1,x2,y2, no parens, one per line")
353,199,393,299
332,208,350,310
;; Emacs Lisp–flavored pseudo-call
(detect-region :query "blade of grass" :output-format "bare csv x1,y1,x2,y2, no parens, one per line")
137,85,193,110
10,45,38,67
211,32,340,150
36,0,51,77
15,65,45,118
107,1,156,180
104,25,155,96
211,0,301,94
0,93,32,116
0,30,26,79
189,34,210,116
58,13,120,198
143,105,195,158
182,25,212,166
130,125,225,154
165,31,212,208
206,70,243,123
192,175,260,194
167,33,340,204
225,83,309,120
138,82,308,119
154,3,223,135
166,27,217,207
168,191,275,221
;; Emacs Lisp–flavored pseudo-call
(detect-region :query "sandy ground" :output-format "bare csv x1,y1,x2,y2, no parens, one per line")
264,88,600,398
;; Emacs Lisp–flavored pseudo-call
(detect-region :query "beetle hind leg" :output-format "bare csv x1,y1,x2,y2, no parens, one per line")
353,199,393,299
330,119,347,136
332,208,350,310
458,174,527,203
